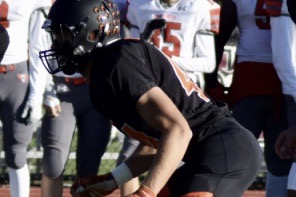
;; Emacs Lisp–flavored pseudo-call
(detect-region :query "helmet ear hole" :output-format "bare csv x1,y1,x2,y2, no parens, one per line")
88,31,99,41
62,64,77,75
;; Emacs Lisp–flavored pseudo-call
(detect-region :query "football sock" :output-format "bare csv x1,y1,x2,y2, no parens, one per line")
288,162,296,190
8,164,30,197
265,171,288,197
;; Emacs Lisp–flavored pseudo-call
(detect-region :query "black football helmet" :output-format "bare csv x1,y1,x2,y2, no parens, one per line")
39,0,121,75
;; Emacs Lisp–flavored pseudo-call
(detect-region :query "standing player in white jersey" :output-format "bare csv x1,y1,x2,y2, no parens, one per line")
33,7,113,197
124,1,220,195
264,0,296,196
0,0,52,196
208,0,293,196
275,0,296,157
127,0,220,90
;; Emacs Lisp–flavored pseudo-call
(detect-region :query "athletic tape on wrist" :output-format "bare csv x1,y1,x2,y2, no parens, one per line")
111,162,133,187
43,96,60,107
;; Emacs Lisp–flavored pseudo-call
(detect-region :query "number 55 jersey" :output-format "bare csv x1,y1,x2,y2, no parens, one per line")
126,0,220,88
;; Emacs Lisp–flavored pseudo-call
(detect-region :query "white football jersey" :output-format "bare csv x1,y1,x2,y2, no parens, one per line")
269,0,296,97
288,162,296,190
265,0,289,16
127,0,220,81
232,0,273,63
1,0,52,103
0,0,52,64
113,0,128,21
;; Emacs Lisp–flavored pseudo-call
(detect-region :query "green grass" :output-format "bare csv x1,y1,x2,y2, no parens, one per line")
0,125,267,190
0,126,124,185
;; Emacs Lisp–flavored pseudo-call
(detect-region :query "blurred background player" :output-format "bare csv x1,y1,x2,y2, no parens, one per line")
0,0,52,196
29,7,112,197
276,0,296,161
127,0,220,90
40,60,112,197
123,0,220,195
203,27,239,101
122,0,220,195
264,0,296,196
275,0,296,156
204,0,293,196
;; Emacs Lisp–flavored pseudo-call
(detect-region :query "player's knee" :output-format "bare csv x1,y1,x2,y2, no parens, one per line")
42,151,66,178
43,169,63,179
5,151,27,169
43,162,64,179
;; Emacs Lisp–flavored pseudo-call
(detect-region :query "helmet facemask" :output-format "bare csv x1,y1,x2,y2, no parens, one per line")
40,23,79,74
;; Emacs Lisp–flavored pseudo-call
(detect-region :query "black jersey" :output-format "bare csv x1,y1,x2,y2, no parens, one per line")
89,39,229,148
0,24,9,63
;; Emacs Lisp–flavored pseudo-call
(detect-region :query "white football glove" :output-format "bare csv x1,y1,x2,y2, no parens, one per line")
70,173,117,197
21,98,43,125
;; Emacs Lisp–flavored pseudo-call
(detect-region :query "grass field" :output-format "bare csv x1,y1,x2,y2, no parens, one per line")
0,127,125,185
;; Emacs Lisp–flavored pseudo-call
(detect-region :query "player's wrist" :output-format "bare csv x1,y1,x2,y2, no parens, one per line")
127,185,156,197
43,95,60,107
100,173,118,191
138,185,156,197
111,162,134,187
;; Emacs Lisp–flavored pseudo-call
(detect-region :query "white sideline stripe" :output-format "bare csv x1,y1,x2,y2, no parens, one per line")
0,151,119,160
0,140,264,159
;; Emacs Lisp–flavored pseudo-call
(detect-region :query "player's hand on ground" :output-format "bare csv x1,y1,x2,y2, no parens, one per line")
275,126,296,159
70,173,117,197
126,186,156,197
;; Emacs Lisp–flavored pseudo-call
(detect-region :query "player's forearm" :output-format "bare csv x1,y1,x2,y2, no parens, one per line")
172,35,216,73
172,56,215,73
133,87,192,194
28,9,52,103
29,62,48,102
142,126,192,194
125,144,157,177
